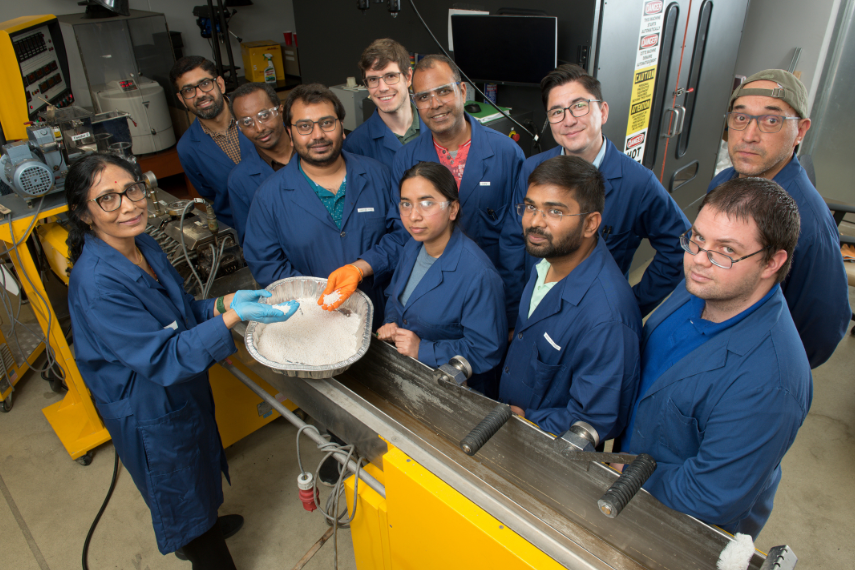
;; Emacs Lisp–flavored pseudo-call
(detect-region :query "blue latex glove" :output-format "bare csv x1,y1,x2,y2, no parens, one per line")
231,290,300,324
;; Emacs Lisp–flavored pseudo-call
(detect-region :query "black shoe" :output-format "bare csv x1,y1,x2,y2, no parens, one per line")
318,455,341,485
174,515,244,561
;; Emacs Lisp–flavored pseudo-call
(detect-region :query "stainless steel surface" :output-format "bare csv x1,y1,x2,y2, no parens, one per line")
244,277,373,379
802,0,855,204
219,360,387,500
759,545,797,570
232,328,769,570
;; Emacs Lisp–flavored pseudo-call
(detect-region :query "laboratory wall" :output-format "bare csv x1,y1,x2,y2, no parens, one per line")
735,0,842,113
1,0,297,78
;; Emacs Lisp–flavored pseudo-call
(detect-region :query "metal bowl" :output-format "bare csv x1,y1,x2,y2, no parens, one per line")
244,277,374,379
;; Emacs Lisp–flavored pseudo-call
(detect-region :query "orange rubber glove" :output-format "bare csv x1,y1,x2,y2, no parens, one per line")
318,264,363,310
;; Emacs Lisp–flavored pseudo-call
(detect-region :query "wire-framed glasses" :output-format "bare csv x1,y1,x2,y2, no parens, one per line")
365,72,402,89
291,117,339,136
680,230,769,269
516,203,591,223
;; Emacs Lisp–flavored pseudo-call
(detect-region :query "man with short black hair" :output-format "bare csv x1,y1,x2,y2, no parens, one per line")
623,177,812,538
227,82,292,244
172,56,253,229
499,64,690,324
709,69,849,368
391,54,525,276
242,84,407,326
343,38,426,168
499,155,641,440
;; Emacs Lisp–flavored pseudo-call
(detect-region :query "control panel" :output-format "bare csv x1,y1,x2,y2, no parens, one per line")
12,24,73,120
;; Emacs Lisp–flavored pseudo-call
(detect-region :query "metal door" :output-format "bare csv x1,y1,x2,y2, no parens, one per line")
644,0,751,219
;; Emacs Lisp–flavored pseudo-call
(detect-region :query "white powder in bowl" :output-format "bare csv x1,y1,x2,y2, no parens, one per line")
256,297,361,366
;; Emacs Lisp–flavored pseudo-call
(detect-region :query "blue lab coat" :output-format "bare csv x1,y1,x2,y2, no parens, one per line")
227,148,275,245
708,154,850,368
498,238,642,439
177,119,256,229
343,108,427,169
391,114,525,273
67,233,237,554
243,151,408,326
499,139,690,322
383,227,507,395
624,282,812,538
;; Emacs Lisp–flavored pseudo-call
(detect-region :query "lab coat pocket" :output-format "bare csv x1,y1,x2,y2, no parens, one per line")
658,398,704,459
137,400,202,476
523,348,565,409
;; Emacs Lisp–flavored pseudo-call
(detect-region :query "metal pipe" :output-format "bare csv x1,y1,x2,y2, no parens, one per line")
219,360,387,499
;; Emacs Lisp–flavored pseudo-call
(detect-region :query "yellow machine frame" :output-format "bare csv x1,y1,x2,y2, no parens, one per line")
345,444,567,570
1,204,289,458
0,15,56,142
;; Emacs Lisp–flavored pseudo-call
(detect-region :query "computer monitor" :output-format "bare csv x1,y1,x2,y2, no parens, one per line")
451,15,557,86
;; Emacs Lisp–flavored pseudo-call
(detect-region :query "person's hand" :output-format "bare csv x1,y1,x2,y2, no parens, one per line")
319,264,363,310
232,290,300,324
394,328,420,358
510,405,526,418
376,322,399,342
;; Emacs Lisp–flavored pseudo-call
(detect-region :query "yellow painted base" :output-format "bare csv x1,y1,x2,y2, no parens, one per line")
346,445,565,570
42,392,112,460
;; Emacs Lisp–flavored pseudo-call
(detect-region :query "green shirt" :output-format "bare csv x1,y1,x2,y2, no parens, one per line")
528,259,558,318
395,105,421,145
299,161,347,229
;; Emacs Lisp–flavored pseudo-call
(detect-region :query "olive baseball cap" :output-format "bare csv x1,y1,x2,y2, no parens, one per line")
728,69,809,118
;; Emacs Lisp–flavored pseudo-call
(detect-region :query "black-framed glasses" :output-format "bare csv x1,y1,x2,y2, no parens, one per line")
411,82,461,109
365,72,402,89
547,100,602,124
725,112,800,134
237,107,280,129
178,78,217,99
516,203,591,223
680,230,769,269
291,117,339,136
90,182,147,212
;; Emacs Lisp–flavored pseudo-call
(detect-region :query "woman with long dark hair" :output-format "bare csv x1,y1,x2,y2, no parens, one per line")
377,161,507,396
65,153,296,568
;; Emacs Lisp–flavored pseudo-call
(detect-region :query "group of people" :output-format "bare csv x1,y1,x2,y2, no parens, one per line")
62,35,851,568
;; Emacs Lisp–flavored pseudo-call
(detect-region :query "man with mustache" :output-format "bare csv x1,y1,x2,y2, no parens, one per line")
499,156,641,441
242,84,407,328
171,56,254,229
343,38,427,168
622,177,811,539
391,55,525,278
708,69,849,368
227,83,293,244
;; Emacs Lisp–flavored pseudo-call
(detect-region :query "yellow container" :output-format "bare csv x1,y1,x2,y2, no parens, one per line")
241,41,285,83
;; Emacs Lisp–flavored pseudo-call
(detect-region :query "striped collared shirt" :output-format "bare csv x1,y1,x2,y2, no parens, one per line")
200,118,241,164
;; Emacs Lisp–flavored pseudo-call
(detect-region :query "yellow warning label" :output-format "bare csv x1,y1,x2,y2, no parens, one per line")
626,65,657,137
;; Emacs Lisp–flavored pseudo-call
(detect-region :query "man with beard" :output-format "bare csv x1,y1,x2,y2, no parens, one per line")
242,84,407,327
391,55,525,276
171,57,253,229
343,38,426,168
498,156,641,440
621,177,811,539
227,82,293,244
708,69,849,368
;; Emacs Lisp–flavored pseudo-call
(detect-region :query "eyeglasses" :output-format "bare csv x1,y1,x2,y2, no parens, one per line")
291,117,339,136
412,82,461,109
89,182,147,213
237,107,280,130
365,72,402,89
516,203,591,223
725,112,800,134
680,230,769,269
398,200,450,216
546,100,602,124
178,78,217,99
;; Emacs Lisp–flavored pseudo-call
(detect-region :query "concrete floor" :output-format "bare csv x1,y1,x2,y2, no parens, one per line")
1,294,854,569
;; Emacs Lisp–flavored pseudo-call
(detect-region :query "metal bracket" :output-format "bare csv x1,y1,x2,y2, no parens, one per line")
759,545,798,570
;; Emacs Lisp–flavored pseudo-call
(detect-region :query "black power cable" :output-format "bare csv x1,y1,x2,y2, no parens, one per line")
82,447,120,570
408,0,539,145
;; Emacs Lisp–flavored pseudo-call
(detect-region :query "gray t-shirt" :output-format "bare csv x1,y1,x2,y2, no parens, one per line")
399,245,439,306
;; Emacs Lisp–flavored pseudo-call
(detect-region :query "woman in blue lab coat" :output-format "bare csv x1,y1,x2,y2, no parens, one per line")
377,162,507,397
65,153,296,568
